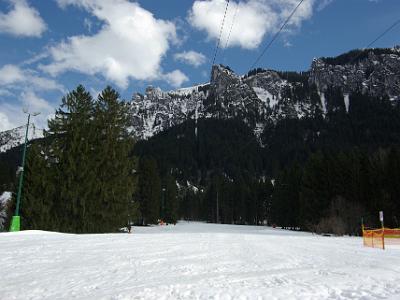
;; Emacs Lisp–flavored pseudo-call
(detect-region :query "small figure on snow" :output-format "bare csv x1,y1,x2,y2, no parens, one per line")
127,224,132,233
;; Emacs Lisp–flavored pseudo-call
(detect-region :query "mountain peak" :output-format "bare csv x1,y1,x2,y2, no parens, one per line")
0,124,44,153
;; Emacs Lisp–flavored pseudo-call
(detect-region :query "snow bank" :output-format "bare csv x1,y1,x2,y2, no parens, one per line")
1,222,400,299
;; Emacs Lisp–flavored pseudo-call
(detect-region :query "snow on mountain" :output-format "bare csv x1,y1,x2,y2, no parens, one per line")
129,48,400,140
128,65,282,139
0,124,44,153
2,47,400,149
1,222,400,299
344,93,350,113
252,87,279,108
309,48,400,100
169,83,208,96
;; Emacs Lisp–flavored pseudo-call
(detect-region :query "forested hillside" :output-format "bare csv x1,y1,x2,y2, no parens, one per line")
135,88,400,233
1,47,400,234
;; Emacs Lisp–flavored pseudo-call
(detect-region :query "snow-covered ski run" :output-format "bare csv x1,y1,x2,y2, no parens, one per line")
1,222,400,300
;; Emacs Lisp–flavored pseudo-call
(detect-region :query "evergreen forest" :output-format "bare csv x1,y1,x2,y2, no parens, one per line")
1,83,400,235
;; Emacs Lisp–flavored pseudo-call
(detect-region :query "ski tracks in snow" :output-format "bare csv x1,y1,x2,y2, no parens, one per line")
1,223,400,299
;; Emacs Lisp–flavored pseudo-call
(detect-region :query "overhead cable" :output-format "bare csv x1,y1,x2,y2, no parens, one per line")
250,0,306,70
212,0,231,66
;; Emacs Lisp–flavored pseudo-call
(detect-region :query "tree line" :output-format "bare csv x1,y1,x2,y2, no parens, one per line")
2,83,400,234
136,88,400,233
271,148,400,235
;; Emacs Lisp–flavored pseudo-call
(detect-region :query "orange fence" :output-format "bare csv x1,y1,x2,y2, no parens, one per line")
362,227,400,249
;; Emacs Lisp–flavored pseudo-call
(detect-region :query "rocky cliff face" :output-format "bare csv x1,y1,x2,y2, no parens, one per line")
2,47,399,146
128,47,400,140
309,47,400,100
129,65,292,139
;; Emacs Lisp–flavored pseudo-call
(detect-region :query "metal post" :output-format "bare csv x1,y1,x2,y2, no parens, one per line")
9,114,31,232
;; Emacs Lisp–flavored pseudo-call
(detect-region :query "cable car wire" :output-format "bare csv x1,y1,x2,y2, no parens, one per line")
224,2,239,49
212,0,231,66
250,0,306,70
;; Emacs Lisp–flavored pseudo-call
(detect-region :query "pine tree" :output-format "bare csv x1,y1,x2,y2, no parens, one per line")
21,85,138,233
300,152,332,230
91,86,137,232
384,148,400,227
47,85,97,232
164,174,178,224
22,143,55,230
270,164,302,229
137,157,161,225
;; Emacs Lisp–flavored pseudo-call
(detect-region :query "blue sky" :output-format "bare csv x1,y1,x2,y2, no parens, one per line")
0,0,399,130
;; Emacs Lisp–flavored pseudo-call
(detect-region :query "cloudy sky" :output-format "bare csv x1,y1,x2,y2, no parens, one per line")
0,0,399,130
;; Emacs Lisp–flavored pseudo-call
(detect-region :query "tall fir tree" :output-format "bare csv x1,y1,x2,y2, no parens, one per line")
137,157,161,225
91,86,137,232
21,85,138,233
163,174,178,224
47,85,97,232
22,143,55,230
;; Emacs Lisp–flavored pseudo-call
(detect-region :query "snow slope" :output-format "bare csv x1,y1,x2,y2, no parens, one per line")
1,222,400,300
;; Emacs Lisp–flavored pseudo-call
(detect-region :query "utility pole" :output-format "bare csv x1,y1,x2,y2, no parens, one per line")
9,110,40,232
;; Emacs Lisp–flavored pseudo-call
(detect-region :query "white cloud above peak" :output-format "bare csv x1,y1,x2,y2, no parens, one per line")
188,0,316,50
163,70,189,88
174,51,207,67
40,0,184,89
0,0,47,37
0,90,54,131
0,64,64,92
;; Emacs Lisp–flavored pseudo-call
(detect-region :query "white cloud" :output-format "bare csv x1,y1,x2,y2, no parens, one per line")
0,64,64,92
0,111,13,131
21,90,53,114
163,70,189,88
283,40,293,48
188,0,316,49
0,91,54,131
317,0,334,11
0,101,26,131
0,64,25,84
41,0,180,89
0,89,12,96
174,50,207,67
84,17,93,32
0,0,47,37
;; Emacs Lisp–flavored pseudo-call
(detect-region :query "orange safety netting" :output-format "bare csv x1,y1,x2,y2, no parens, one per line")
362,228,400,249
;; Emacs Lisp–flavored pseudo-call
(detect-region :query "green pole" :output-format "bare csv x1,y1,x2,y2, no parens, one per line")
9,114,31,232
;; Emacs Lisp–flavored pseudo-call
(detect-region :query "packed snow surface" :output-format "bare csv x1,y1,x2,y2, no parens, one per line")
1,222,400,300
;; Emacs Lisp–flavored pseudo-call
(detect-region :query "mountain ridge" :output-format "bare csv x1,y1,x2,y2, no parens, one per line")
128,46,400,140
1,46,400,151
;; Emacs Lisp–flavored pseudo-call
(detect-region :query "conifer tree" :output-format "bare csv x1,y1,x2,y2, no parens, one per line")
22,143,55,230
91,86,137,232
300,152,331,229
47,85,96,232
21,85,138,233
137,157,161,225
164,174,178,224
270,164,302,229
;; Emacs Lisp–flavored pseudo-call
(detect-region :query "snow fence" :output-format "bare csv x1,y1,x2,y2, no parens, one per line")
363,227,400,249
